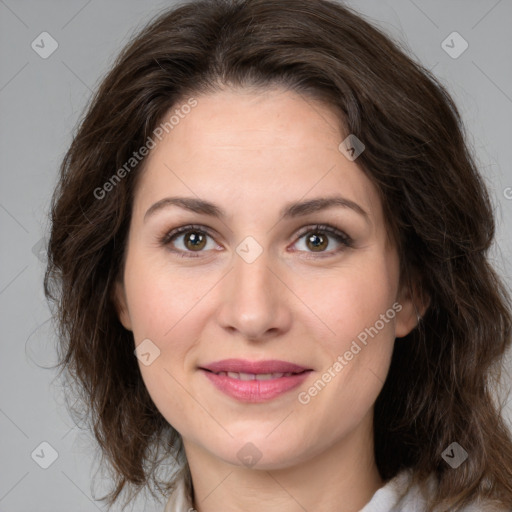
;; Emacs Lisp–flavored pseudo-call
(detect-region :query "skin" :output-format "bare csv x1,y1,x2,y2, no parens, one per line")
114,86,423,512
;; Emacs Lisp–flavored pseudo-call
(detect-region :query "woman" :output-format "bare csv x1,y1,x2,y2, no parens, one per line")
44,0,512,510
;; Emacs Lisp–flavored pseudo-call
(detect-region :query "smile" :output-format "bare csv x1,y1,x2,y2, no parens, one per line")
213,371,297,380
201,370,311,402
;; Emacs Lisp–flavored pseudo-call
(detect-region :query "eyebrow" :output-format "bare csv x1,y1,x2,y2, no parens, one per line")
143,195,369,223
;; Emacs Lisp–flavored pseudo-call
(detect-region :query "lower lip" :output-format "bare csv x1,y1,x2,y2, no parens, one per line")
201,369,311,402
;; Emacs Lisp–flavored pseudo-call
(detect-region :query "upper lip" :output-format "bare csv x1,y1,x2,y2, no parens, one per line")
200,359,311,374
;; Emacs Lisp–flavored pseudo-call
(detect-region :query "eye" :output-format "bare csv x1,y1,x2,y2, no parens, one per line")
159,223,353,259
159,225,219,258
292,224,353,257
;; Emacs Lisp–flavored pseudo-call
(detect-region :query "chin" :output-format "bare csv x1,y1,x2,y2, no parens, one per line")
208,432,314,471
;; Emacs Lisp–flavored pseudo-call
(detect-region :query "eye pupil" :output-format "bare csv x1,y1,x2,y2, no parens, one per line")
306,233,328,251
185,231,206,250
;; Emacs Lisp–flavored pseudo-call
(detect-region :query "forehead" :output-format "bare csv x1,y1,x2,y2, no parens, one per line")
133,87,383,227
169,87,342,148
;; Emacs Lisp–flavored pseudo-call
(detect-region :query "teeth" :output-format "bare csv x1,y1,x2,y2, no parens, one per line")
217,371,294,380
256,373,279,380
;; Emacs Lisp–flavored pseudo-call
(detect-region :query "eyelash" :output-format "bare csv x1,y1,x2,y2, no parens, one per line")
158,223,354,259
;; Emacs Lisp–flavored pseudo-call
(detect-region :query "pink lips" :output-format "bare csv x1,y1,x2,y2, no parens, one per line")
201,358,309,374
199,359,312,402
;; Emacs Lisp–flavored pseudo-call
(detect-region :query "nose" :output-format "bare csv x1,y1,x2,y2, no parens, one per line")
215,249,292,342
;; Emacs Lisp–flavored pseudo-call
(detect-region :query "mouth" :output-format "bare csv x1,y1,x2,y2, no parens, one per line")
205,370,303,380
200,358,310,374
199,359,313,402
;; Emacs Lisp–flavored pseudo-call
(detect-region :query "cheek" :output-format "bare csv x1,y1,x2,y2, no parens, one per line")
121,250,219,429
295,253,398,351
123,271,200,435
123,246,209,338
294,253,399,420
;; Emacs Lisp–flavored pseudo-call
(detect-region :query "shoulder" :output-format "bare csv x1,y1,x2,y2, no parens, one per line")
163,470,194,512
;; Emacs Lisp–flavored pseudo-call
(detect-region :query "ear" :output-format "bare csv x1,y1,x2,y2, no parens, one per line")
112,280,133,331
394,270,430,338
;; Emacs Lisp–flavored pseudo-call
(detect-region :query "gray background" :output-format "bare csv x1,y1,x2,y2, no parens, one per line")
1,0,511,510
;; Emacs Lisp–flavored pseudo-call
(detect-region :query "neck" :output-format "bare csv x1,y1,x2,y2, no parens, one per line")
183,411,383,512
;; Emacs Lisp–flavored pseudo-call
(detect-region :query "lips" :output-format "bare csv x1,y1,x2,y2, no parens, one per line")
213,371,297,380
200,358,309,374
199,359,312,402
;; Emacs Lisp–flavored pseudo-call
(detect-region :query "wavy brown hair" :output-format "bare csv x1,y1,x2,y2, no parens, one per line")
44,0,512,510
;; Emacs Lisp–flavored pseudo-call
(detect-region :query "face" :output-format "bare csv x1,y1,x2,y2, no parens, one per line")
115,87,419,470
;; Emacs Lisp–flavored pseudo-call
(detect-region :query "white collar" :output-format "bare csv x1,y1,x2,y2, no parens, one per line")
163,468,495,511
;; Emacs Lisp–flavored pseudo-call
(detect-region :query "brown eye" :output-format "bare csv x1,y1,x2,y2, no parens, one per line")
293,224,353,257
184,231,207,251
305,233,328,252
160,225,217,257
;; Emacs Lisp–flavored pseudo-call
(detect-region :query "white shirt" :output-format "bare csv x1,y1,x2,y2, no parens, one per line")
163,468,506,511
